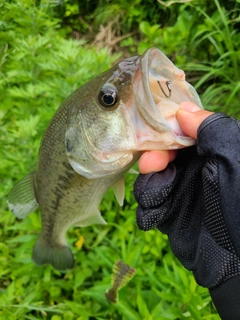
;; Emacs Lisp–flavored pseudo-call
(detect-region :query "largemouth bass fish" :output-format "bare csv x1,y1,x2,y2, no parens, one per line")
7,48,202,271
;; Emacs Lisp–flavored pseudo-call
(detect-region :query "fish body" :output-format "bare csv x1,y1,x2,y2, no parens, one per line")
7,48,203,270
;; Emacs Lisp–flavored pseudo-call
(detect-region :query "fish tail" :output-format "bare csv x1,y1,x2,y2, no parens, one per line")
32,234,74,271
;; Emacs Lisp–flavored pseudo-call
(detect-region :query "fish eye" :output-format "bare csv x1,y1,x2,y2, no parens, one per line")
98,84,118,108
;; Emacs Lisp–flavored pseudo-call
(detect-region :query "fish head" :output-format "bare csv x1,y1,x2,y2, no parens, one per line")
65,48,203,179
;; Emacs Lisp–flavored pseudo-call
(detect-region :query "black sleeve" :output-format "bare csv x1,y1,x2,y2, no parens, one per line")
210,275,240,320
198,114,240,319
197,113,240,255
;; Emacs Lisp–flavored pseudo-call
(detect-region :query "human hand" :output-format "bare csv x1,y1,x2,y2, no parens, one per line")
138,101,213,174
134,103,240,315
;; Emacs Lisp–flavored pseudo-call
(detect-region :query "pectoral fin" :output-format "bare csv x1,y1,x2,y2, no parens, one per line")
129,168,139,174
112,178,125,206
7,171,39,219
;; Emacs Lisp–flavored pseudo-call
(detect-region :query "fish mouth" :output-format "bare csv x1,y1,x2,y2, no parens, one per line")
133,48,203,149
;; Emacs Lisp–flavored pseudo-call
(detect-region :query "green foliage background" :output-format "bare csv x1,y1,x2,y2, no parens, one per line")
0,0,239,319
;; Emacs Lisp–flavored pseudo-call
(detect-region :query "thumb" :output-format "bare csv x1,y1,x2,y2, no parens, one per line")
176,102,214,140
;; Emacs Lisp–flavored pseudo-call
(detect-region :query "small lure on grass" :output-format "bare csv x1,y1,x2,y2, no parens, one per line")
105,260,136,303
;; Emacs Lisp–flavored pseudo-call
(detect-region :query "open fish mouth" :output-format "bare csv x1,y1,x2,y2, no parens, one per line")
134,48,203,149
66,48,203,179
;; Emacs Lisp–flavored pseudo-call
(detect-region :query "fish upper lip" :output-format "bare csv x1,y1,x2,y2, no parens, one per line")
139,47,187,131
140,48,203,124
135,48,171,133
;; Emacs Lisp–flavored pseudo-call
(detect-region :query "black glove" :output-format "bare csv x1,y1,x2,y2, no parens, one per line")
134,113,240,319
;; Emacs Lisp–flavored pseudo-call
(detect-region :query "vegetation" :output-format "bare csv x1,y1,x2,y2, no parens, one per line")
0,0,239,319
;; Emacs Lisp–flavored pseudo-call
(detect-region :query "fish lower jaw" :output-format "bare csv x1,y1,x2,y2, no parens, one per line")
135,130,195,150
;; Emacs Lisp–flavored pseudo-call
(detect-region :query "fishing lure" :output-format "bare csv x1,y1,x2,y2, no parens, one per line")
105,260,136,303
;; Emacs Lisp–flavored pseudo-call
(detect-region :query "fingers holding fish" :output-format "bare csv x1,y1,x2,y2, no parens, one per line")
138,150,177,174
176,103,214,140
138,102,214,174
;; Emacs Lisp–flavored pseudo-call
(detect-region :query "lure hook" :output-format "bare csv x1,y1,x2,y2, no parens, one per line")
157,80,172,98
